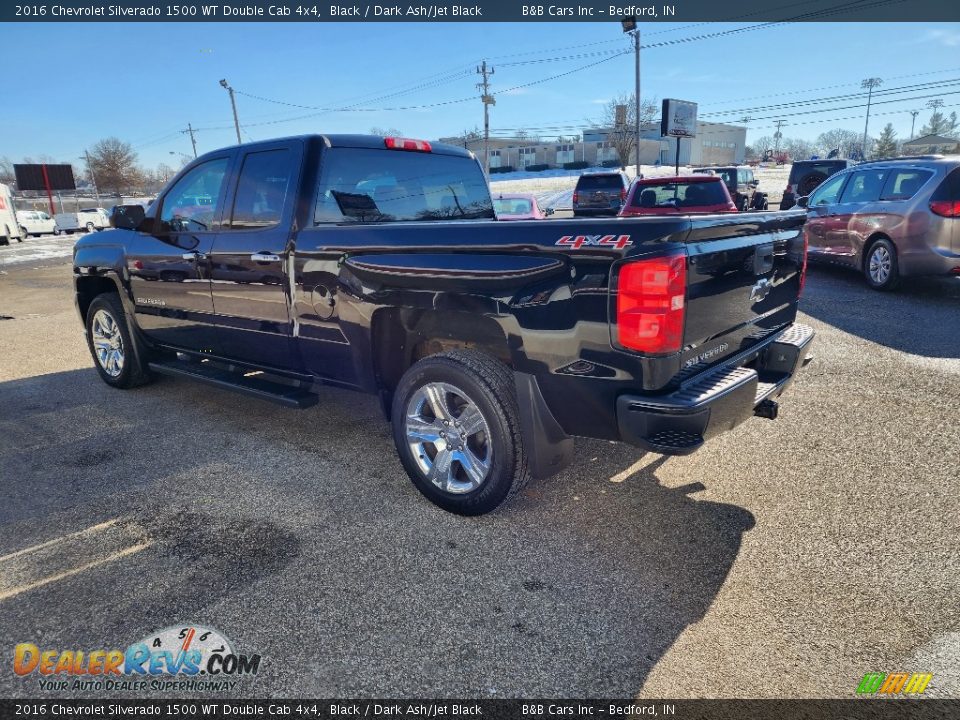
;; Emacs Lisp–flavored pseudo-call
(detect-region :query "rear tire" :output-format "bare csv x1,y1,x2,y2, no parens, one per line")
391,350,531,516
863,238,900,291
85,294,153,389
19,226,29,241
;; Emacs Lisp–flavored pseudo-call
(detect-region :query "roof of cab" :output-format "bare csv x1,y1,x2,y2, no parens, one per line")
198,134,476,159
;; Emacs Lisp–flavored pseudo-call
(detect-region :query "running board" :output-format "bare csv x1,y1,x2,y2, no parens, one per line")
148,360,318,409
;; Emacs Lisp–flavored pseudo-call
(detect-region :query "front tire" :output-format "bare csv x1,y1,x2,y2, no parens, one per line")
864,238,900,291
19,226,29,241
86,222,95,233
391,350,531,516
85,294,153,388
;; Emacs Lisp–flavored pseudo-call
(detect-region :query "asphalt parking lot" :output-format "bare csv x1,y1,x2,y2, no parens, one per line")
0,251,958,699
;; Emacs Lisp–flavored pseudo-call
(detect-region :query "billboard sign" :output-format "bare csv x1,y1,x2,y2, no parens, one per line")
661,99,698,138
14,164,76,192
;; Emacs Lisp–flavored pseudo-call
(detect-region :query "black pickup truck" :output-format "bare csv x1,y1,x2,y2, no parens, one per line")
74,134,814,515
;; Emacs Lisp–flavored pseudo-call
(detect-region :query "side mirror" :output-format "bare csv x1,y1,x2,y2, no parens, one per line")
110,204,145,230
796,196,809,208
545,207,555,216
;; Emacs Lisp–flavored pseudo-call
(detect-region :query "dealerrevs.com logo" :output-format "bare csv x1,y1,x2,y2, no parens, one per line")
14,624,261,692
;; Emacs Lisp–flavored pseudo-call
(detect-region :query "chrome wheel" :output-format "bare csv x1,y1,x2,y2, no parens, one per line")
868,245,892,284
91,309,125,377
405,381,492,494
86,222,95,233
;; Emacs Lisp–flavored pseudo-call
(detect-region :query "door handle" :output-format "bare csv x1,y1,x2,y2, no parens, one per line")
251,252,281,263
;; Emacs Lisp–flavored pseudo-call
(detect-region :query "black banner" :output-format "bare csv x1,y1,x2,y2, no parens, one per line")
3,0,960,23
0,699,957,720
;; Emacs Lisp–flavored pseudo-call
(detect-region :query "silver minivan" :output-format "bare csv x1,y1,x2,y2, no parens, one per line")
798,156,960,290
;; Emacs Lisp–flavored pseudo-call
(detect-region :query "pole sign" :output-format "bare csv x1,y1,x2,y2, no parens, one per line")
13,163,76,191
660,99,698,138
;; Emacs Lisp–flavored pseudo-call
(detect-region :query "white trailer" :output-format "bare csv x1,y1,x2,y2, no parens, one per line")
0,184,27,245
55,207,110,234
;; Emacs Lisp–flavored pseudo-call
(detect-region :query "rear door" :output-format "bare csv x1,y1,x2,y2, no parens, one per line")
208,140,302,370
829,168,888,260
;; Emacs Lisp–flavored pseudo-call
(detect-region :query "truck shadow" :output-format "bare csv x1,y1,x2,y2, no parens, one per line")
0,367,754,698
801,265,960,358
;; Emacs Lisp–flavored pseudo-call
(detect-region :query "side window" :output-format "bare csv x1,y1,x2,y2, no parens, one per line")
159,158,229,233
839,170,887,204
225,149,293,230
880,169,933,201
808,172,848,206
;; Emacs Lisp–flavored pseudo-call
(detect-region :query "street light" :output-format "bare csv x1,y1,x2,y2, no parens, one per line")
861,77,882,160
621,16,641,175
219,78,242,145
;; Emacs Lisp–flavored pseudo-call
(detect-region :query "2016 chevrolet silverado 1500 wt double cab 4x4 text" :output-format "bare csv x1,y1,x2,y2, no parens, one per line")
74,135,814,515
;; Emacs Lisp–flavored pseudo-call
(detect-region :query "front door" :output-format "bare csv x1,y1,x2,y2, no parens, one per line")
803,171,850,258
207,142,302,370
129,155,232,353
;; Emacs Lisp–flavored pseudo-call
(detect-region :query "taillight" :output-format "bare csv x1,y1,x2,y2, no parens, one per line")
786,184,794,195
384,137,432,152
799,230,809,297
616,253,686,354
572,191,579,204
929,200,960,217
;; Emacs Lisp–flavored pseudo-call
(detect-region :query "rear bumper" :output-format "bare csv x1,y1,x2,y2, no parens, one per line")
616,323,815,455
573,207,620,216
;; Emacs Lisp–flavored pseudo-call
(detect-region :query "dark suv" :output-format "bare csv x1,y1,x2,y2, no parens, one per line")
781,159,851,210
572,171,630,216
798,156,960,290
693,166,767,211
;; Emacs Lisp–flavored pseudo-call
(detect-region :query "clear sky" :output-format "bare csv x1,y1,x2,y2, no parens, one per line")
4,20,960,169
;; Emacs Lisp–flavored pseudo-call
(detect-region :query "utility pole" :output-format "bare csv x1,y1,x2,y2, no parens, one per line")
861,77,882,160
219,79,242,145
476,61,495,176
83,149,100,205
182,123,198,158
909,110,920,139
773,119,786,161
632,29,641,173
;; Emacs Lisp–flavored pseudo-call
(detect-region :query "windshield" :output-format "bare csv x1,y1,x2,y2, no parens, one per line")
494,198,534,215
577,175,622,191
631,181,729,208
315,148,494,224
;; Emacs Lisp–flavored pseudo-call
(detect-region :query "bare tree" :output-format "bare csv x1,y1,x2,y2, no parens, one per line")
815,128,861,158
0,156,14,185
783,137,815,161
602,93,658,169
87,138,142,194
369,126,404,137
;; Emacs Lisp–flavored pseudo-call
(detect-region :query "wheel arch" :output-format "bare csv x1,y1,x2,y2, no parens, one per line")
75,274,122,323
371,307,512,412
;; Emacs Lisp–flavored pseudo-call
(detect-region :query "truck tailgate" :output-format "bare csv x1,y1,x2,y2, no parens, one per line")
678,211,807,378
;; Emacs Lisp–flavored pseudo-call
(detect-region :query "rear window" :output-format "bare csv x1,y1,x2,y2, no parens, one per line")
789,162,846,183
576,174,623,191
314,148,493,224
880,169,934,201
930,166,960,202
631,180,728,208
494,197,534,215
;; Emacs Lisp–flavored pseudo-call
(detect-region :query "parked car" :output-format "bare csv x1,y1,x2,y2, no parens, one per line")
56,208,110,234
797,155,960,290
693,166,767,211
0,183,26,245
76,133,812,516
781,159,852,210
572,171,631,216
620,175,738,216
493,193,554,220
16,210,58,237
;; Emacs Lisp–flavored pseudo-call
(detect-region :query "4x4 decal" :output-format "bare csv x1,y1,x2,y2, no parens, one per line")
556,234,633,250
